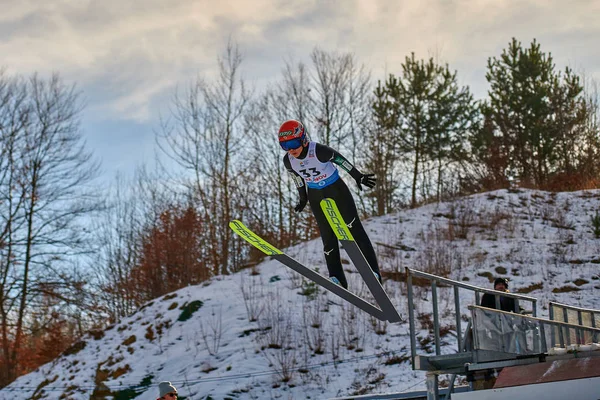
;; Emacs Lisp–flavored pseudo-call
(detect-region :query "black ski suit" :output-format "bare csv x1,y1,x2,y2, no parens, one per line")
283,142,380,289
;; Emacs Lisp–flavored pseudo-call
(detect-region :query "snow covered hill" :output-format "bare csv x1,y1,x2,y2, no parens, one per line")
2,189,599,400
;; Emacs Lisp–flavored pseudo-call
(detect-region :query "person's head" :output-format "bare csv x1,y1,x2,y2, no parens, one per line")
157,381,177,400
493,277,509,292
278,120,308,158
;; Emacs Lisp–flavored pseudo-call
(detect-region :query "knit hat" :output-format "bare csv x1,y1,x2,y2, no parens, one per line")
159,381,177,397
494,277,509,288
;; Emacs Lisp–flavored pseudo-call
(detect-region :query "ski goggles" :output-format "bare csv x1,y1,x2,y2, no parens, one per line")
279,138,304,151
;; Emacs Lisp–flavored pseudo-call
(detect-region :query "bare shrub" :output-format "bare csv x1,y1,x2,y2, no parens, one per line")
239,274,265,322
540,203,555,224
199,306,224,356
350,364,385,395
338,301,358,350
301,293,328,355
285,268,304,290
417,223,463,277
448,200,476,239
330,320,341,363
552,205,575,230
338,298,368,352
256,291,297,383
482,205,516,239
257,290,291,350
369,314,388,335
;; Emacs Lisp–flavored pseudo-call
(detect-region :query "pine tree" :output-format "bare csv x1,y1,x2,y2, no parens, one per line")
476,38,592,188
365,79,402,215
369,54,478,207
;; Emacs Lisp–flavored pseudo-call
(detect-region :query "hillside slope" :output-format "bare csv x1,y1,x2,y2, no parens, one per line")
2,189,599,400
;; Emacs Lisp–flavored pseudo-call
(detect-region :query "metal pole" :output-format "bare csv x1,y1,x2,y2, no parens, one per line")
563,307,571,345
558,325,565,348
407,269,417,369
577,310,584,344
426,372,439,400
471,310,480,363
432,280,441,355
592,311,598,342
444,374,456,400
549,304,555,348
454,285,462,351
539,322,547,353
499,311,505,352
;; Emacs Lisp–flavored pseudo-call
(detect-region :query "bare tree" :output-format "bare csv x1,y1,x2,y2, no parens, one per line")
0,72,100,386
157,41,251,274
310,48,372,161
91,173,144,323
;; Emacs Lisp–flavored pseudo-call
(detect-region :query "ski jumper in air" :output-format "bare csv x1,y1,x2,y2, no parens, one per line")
279,119,381,289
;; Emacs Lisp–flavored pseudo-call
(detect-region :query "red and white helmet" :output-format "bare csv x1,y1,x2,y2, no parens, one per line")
278,120,307,150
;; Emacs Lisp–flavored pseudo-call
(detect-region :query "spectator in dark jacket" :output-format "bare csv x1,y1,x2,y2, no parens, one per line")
480,277,518,312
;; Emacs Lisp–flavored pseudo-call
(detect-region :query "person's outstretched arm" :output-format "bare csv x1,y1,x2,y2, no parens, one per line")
314,143,376,190
283,154,308,212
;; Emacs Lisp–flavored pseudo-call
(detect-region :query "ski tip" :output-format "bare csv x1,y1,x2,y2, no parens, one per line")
229,220,244,228
319,198,335,207
229,220,283,256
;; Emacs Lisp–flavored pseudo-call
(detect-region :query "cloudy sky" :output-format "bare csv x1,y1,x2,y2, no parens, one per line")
2,0,599,182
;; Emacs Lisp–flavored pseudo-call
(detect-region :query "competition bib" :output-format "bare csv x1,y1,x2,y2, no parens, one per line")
288,142,339,189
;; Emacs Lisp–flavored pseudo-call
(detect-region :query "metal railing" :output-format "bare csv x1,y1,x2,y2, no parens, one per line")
406,268,538,368
549,301,600,346
470,305,600,356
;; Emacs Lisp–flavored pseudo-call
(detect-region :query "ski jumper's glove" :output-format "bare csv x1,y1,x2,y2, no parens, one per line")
355,173,376,191
294,198,307,213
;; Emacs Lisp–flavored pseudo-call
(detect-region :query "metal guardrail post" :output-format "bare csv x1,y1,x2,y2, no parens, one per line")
498,310,505,352
407,268,417,369
549,304,555,348
562,307,571,344
558,325,565,348
593,312,598,342
472,309,480,363
426,372,439,400
577,310,584,344
532,299,537,317
454,285,462,352
539,322,547,352
432,280,441,356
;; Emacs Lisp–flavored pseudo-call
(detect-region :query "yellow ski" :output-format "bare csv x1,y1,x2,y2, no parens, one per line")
230,219,392,321
320,198,401,322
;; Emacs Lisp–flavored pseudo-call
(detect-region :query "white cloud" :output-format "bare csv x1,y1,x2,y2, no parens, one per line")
1,0,598,122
